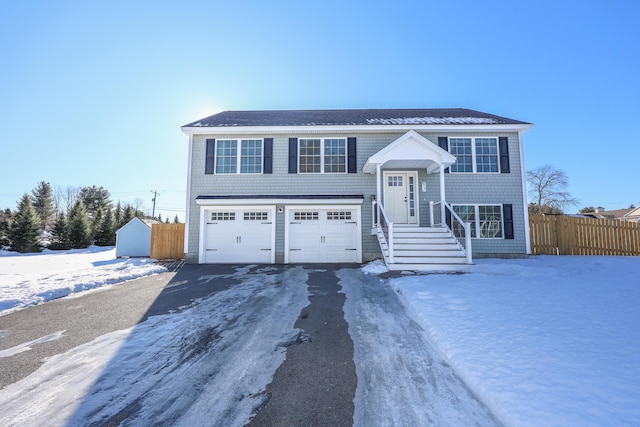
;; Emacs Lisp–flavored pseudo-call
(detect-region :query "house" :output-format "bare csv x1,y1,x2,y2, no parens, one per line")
115,217,158,258
622,207,640,223
584,207,638,222
181,108,533,270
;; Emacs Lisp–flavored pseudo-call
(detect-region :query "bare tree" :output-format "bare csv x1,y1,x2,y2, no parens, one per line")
54,185,81,215
133,198,145,213
527,165,579,214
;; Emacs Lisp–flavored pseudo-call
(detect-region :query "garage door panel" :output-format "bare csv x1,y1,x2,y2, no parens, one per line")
287,207,360,263
205,208,274,264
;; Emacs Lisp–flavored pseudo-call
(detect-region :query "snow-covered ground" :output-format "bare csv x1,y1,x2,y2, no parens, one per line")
376,256,640,426
0,246,167,315
1,252,638,426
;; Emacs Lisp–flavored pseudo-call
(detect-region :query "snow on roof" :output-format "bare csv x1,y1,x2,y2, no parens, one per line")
365,117,499,125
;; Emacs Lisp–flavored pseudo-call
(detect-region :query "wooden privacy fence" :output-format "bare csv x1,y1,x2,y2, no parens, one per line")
529,214,640,256
150,223,185,260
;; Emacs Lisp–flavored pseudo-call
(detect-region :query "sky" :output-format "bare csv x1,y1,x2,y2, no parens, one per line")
1,0,639,219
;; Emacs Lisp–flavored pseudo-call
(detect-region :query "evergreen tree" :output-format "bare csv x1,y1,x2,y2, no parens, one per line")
8,194,42,253
67,200,92,248
157,213,163,223
92,207,104,241
95,210,116,246
79,186,112,219
49,211,71,250
1,208,14,247
121,204,135,227
165,217,170,224
31,181,55,230
114,201,122,229
173,215,180,224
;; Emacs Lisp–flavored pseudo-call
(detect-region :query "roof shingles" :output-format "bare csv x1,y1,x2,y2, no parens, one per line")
183,108,530,128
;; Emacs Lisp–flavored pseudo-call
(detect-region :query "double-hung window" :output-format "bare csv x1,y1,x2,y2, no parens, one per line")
215,139,263,174
449,137,499,173
299,138,346,173
452,204,503,238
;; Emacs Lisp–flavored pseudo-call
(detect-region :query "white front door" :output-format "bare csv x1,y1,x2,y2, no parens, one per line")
383,171,418,224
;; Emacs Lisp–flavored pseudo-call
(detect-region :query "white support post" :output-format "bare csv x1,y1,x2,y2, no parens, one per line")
429,201,434,227
439,166,446,223
388,222,394,264
465,222,472,264
376,164,381,226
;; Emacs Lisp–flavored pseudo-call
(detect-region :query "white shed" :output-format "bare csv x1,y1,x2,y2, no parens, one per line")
116,217,155,258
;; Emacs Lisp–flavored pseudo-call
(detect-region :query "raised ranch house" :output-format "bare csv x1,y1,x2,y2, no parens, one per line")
181,108,533,271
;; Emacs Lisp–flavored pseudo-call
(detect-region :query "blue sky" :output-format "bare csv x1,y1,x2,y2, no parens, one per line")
1,0,639,219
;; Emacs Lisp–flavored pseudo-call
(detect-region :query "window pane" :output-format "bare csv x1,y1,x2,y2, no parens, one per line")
299,139,321,173
240,139,262,173
452,205,476,238
324,138,346,173
479,205,502,238
449,138,472,173
215,140,237,174
475,138,499,173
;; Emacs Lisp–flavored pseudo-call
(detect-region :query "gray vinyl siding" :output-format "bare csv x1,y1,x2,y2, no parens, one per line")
187,131,527,262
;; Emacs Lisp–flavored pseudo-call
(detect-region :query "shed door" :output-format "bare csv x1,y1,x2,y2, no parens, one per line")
204,208,274,263
287,208,359,263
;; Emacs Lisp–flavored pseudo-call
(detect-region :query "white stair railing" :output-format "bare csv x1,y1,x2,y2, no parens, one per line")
429,200,473,264
372,200,394,264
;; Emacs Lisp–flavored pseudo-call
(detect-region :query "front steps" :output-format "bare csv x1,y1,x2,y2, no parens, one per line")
376,225,472,272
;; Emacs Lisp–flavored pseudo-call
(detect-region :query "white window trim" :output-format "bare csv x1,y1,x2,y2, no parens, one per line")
214,138,264,175
449,136,500,174
298,137,348,174
451,203,505,239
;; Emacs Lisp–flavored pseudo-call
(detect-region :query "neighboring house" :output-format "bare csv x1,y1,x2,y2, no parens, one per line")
115,217,158,258
622,207,640,223
181,108,533,270
583,207,636,221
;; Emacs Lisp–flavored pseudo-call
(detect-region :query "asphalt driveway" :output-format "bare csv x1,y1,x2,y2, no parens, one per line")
0,263,500,426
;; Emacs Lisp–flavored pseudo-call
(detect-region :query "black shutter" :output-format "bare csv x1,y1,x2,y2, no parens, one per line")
263,138,273,174
445,208,452,229
347,137,357,173
288,138,298,174
499,137,510,174
503,204,514,239
438,136,449,174
205,138,215,174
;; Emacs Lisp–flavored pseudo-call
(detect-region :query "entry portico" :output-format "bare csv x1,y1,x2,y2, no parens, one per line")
363,130,456,226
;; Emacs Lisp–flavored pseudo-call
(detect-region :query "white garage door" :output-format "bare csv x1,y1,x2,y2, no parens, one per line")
287,207,360,263
204,208,274,263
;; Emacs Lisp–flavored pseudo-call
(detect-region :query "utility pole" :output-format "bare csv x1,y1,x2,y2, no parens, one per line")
151,190,160,218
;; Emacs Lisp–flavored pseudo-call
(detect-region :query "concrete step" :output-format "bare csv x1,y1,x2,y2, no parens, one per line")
389,249,466,257
391,255,468,264
388,263,472,272
393,237,457,244
394,243,462,251
393,228,451,235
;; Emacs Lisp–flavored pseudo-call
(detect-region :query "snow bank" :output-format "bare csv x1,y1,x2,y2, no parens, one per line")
0,246,167,315
389,256,640,426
